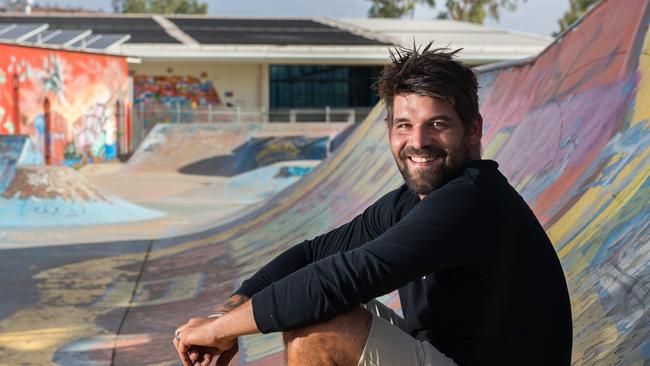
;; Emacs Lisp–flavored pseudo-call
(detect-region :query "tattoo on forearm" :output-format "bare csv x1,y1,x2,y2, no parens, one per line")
218,294,250,312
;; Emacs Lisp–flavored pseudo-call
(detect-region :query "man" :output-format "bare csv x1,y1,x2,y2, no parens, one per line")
173,44,573,366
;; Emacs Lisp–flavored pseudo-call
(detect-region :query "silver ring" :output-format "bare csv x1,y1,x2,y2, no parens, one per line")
175,331,181,341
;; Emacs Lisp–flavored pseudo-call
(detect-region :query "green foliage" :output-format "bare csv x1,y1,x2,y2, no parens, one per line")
368,0,524,24
112,0,208,14
368,0,436,18
554,0,599,36
445,0,522,23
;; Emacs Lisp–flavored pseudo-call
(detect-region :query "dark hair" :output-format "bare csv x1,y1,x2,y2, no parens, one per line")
376,42,479,130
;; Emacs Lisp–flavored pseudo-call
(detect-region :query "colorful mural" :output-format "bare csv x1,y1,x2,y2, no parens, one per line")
133,74,222,108
132,74,225,131
0,43,129,166
0,0,649,364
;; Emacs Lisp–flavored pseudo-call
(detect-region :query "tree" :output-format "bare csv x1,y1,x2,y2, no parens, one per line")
368,0,525,24
112,0,208,14
554,0,599,36
442,0,523,23
368,0,436,18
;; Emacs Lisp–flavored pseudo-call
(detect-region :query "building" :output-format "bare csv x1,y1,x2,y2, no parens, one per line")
0,13,552,121
0,36,130,165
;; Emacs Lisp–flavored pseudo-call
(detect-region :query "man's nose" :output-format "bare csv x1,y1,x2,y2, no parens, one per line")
410,125,433,149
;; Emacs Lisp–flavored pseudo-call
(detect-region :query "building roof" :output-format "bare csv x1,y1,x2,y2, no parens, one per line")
335,18,553,63
0,21,132,55
0,14,389,46
165,17,389,46
0,14,179,43
0,13,553,64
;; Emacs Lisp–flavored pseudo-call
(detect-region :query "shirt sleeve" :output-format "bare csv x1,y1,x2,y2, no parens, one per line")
233,187,406,298
251,179,495,333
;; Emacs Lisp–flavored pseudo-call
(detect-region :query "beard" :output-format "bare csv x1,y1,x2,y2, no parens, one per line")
396,137,472,196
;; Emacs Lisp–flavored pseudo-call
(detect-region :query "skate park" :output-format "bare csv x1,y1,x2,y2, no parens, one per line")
1,0,649,364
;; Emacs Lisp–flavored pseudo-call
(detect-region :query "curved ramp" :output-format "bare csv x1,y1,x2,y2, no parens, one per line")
0,135,43,193
0,0,649,364
0,136,163,227
124,122,348,175
0,166,164,226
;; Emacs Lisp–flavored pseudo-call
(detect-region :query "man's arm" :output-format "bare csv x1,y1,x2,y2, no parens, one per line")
173,186,414,365
174,300,258,366
212,293,249,316
234,186,412,298
251,180,494,333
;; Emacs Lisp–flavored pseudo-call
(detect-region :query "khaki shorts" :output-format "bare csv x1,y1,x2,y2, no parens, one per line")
358,300,457,366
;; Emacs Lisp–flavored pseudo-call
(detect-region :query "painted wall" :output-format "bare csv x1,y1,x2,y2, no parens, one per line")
130,61,267,110
0,43,129,166
133,74,222,108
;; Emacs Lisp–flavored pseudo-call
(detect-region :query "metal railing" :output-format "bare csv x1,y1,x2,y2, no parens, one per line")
133,104,371,124
130,104,373,152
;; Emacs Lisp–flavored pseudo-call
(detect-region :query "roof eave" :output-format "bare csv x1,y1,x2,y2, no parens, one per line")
117,43,544,65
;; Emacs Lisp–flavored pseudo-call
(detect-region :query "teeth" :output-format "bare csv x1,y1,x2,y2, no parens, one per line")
410,156,435,163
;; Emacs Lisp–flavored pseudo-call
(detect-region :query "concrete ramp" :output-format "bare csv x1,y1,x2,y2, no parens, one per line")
476,0,650,363
0,0,649,364
124,122,349,176
0,136,163,227
0,135,43,193
0,166,164,226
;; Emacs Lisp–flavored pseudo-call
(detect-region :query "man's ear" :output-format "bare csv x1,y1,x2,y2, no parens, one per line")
468,113,483,146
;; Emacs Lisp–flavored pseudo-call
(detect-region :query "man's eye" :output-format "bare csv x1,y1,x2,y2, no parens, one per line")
432,121,446,129
396,123,410,129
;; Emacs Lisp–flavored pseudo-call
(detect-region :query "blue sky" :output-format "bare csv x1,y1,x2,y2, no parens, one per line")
36,0,570,36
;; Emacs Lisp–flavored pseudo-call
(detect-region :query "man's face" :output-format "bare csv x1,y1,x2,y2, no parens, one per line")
388,93,480,198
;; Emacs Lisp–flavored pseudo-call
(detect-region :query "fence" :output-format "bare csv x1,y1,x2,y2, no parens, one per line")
130,104,373,151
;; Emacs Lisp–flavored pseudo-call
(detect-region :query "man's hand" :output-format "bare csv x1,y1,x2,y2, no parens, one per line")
173,294,252,366
173,317,237,366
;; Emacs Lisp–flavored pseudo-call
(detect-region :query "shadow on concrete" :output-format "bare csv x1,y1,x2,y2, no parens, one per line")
178,136,329,177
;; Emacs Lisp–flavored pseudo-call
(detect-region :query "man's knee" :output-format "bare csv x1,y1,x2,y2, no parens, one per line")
283,306,372,364
284,306,372,341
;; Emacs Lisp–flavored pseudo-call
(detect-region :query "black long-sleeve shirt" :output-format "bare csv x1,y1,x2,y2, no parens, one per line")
235,160,573,365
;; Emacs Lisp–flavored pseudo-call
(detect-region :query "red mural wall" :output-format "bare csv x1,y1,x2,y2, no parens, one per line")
0,43,129,166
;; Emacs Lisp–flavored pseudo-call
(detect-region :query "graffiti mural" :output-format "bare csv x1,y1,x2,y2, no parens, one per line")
0,43,128,166
131,74,224,131
133,74,222,108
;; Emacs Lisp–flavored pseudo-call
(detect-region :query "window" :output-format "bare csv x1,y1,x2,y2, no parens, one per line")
270,65,381,109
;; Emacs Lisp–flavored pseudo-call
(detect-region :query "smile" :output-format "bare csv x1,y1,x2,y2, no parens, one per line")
408,156,437,163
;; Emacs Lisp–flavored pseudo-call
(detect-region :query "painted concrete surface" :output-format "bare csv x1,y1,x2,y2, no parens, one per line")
0,166,164,227
0,135,43,193
161,160,320,206
0,122,339,239
0,136,164,227
0,0,649,364
123,122,348,175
